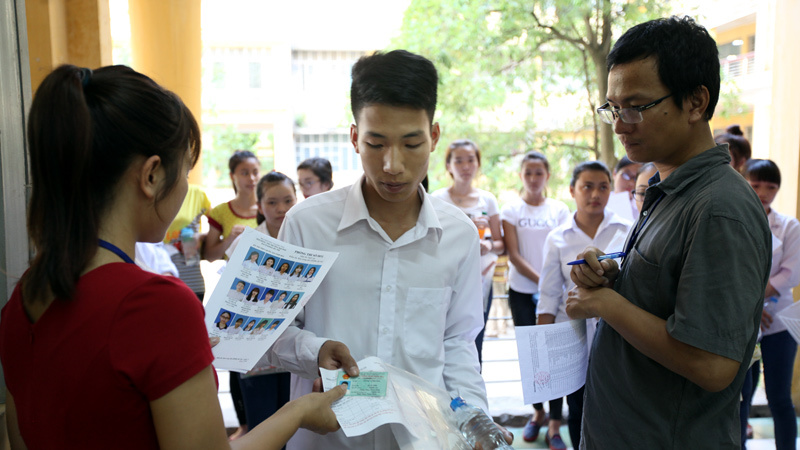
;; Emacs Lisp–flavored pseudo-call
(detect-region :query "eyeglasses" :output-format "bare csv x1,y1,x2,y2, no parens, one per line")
298,179,319,189
618,172,634,181
597,94,673,125
632,189,647,200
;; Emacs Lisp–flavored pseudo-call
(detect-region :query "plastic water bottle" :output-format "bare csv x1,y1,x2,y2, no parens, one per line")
764,296,779,316
180,226,200,266
450,397,513,450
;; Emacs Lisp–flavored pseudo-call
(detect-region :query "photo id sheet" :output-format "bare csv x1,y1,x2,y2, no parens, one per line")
205,227,338,373
515,320,589,405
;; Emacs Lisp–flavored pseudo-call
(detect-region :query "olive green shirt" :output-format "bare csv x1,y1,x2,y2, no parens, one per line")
582,145,771,449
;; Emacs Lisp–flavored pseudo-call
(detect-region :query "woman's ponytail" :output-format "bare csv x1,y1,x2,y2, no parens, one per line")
23,65,100,303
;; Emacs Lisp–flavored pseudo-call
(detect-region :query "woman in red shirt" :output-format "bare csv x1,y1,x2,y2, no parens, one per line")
0,64,354,450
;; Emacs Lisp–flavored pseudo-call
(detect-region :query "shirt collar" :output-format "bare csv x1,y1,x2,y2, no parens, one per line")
337,176,443,242
650,144,731,196
566,209,627,236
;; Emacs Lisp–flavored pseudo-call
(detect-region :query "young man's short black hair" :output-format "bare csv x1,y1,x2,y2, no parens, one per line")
608,16,720,121
350,50,438,124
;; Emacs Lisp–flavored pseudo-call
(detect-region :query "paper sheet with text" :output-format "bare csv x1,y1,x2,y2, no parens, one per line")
205,227,338,373
515,320,589,405
321,357,406,437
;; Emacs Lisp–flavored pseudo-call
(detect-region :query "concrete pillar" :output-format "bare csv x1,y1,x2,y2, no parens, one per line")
128,0,203,184
25,0,112,91
759,0,800,413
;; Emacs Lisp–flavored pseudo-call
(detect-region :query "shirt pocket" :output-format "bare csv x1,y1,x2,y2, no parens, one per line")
619,247,663,313
404,287,452,360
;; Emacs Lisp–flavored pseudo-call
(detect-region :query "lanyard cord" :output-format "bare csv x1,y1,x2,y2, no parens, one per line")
623,193,666,258
98,239,135,264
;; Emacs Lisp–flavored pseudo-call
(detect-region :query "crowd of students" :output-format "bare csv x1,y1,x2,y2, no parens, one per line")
0,14,795,450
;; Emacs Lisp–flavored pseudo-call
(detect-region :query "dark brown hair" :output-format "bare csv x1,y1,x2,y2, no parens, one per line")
715,124,751,168
444,139,481,177
297,157,333,189
22,65,200,303
256,171,296,225
228,150,259,194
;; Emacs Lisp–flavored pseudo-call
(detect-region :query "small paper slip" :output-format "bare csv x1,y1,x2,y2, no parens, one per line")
321,357,405,437
337,372,388,397
320,356,473,449
777,301,800,345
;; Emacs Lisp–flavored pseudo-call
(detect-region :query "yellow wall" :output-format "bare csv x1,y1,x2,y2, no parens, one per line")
26,0,112,92
129,0,203,184
714,22,757,53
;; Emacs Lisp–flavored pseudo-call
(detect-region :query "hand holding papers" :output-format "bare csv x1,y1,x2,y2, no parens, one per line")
320,357,473,450
205,227,338,373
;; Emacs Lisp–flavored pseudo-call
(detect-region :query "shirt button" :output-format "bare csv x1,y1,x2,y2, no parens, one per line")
643,211,648,216
386,285,392,292
382,327,390,334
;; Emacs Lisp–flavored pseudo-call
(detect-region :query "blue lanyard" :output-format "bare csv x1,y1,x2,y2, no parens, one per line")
98,239,135,264
623,193,665,258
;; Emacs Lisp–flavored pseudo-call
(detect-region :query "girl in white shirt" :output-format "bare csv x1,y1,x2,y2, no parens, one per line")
244,287,261,303
242,251,260,270
260,257,276,276
537,161,632,448
500,150,570,444
238,171,298,432
431,139,504,366
275,263,291,279
289,264,304,280
739,159,800,449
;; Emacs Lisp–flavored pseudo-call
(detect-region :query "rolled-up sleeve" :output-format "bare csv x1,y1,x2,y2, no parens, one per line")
441,238,488,411
537,232,565,317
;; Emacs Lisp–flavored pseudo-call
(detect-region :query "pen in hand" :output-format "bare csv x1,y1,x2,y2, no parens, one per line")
566,251,626,266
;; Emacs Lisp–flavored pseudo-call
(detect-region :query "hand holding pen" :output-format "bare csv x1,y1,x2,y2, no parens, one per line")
569,247,622,289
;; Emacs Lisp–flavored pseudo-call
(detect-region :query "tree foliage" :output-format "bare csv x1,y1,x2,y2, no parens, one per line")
392,0,673,195
201,125,264,188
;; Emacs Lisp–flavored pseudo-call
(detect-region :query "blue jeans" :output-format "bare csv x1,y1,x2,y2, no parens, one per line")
475,285,493,369
741,331,797,450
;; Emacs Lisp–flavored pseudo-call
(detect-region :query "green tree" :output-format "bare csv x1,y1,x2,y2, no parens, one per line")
393,0,674,195
202,125,263,188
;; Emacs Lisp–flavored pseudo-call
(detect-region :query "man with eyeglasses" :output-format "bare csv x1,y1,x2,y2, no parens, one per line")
567,16,771,449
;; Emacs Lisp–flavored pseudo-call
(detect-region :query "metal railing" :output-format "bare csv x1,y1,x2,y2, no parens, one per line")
721,52,757,78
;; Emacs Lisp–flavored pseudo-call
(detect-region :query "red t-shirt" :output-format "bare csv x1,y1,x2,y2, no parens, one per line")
0,263,214,449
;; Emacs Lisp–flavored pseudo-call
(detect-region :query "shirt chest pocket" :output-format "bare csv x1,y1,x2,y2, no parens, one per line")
403,287,451,360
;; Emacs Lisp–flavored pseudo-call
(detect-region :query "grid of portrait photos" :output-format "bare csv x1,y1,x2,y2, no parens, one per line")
209,245,321,340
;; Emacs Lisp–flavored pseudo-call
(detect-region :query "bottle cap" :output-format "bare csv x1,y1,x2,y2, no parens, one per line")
180,226,193,238
450,396,467,411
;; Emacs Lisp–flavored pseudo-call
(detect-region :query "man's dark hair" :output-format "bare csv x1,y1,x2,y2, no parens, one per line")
350,50,438,124
607,16,720,121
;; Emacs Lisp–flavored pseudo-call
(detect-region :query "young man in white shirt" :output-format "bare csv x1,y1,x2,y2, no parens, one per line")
267,50,508,449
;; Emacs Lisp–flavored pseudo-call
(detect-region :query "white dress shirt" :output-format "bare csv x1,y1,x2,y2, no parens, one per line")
134,242,179,276
267,178,487,450
537,210,632,343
